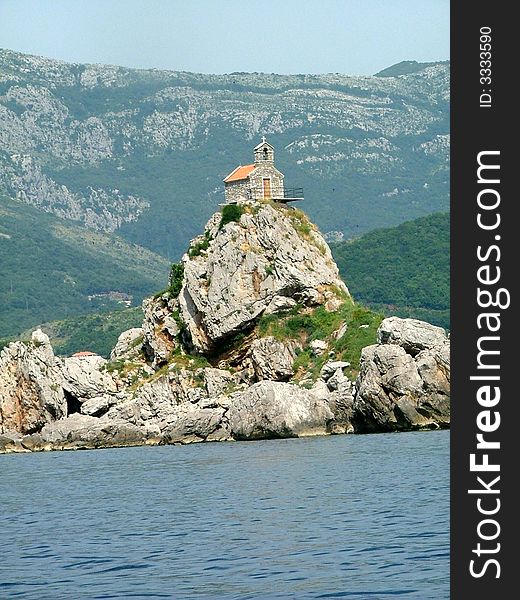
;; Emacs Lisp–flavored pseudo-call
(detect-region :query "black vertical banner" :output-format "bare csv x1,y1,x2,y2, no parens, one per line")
451,2,515,598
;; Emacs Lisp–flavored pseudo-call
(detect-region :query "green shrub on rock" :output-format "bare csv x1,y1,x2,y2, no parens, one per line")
219,203,244,229
169,263,184,297
188,231,212,257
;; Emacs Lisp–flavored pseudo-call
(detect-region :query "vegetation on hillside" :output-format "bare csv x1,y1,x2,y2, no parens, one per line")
0,49,449,261
331,212,449,329
9,307,144,358
0,194,169,337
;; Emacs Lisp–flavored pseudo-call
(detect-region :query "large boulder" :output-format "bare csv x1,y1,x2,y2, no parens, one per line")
178,203,349,353
161,402,230,444
203,367,236,397
377,317,447,356
110,327,143,360
227,380,334,440
0,432,25,453
80,394,122,417
0,330,66,435
323,365,355,433
250,336,296,381
36,413,144,451
61,354,118,400
353,318,450,432
320,360,350,381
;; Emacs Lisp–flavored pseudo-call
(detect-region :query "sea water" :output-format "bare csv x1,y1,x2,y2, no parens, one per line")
0,430,449,599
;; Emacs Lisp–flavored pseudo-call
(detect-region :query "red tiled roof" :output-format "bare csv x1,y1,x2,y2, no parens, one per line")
223,164,255,183
72,351,97,357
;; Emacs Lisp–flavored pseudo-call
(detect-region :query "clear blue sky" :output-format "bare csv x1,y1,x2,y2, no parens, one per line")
0,0,449,75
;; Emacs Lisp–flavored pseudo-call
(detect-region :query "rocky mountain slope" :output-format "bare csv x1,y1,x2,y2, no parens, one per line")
0,49,449,259
1,199,450,452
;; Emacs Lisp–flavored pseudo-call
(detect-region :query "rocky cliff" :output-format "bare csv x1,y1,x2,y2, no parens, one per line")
0,200,450,452
179,202,348,354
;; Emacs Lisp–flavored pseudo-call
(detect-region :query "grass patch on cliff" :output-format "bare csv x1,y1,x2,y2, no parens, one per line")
168,263,184,296
287,207,328,256
257,299,383,381
188,230,212,258
104,358,143,378
288,208,314,240
258,302,348,343
333,305,383,378
169,348,211,371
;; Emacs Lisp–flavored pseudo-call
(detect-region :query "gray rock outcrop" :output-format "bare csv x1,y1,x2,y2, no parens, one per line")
227,381,333,440
377,317,447,356
320,360,350,381
104,371,202,436
0,199,450,453
0,330,66,435
324,365,356,434
178,203,349,353
250,337,296,381
0,316,451,452
203,368,236,397
161,402,230,445
36,414,144,451
61,355,118,400
110,327,143,360
142,295,179,367
80,395,120,417
264,295,298,315
310,339,328,356
353,317,450,432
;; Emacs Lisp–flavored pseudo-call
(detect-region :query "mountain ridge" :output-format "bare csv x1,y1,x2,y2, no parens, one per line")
375,60,449,77
0,49,449,260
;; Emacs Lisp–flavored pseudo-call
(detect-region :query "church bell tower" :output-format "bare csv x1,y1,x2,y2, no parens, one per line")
254,136,275,165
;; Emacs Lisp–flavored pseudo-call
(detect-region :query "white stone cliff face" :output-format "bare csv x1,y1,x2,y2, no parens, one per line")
0,315,450,453
179,202,349,353
0,330,66,435
354,318,450,432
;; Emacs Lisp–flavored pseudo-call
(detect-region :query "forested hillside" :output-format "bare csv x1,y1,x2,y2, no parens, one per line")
332,212,449,329
1,211,450,355
0,194,169,337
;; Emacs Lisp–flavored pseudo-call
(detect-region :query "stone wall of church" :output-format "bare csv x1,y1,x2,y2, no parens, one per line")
249,164,284,200
224,179,250,202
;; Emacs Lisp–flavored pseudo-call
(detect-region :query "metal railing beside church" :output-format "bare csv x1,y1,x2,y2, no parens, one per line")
246,187,304,200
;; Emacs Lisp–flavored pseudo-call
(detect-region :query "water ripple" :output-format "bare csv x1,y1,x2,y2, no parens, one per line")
0,431,449,599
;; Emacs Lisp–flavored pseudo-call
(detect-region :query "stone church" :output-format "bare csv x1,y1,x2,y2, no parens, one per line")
223,138,303,204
